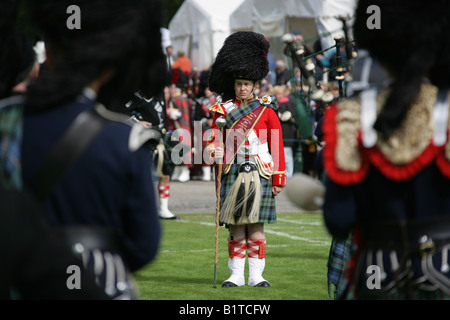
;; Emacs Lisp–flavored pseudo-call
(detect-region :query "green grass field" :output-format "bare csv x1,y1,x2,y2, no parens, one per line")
134,212,333,300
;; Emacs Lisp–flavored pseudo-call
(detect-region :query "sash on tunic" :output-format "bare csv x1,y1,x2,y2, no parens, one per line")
222,99,266,168
218,96,279,225
220,100,266,225
224,99,261,130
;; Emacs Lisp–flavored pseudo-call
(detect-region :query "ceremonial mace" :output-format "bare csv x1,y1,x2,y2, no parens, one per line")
213,116,226,288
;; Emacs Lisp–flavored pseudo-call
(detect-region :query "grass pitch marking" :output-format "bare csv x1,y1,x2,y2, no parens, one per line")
159,244,290,254
173,218,329,247
176,219,216,227
264,229,329,246
276,218,323,226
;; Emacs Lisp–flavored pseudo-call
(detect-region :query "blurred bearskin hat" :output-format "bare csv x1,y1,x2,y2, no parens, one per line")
25,0,166,112
354,0,450,139
208,31,270,101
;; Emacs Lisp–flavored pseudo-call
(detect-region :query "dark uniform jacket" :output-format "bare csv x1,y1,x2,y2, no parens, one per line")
21,91,160,272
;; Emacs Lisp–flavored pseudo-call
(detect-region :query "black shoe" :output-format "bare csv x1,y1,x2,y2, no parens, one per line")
254,281,270,287
221,281,238,288
159,215,180,220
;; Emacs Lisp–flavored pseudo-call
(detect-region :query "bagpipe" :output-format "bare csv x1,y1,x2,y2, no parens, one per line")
282,15,357,120
281,16,356,172
125,93,181,177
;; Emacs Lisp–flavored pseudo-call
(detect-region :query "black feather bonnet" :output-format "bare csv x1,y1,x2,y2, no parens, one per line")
208,31,270,101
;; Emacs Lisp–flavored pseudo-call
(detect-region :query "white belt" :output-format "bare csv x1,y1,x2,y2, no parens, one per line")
236,142,269,156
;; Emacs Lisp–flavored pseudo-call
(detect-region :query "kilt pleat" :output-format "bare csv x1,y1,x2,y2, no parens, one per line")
219,164,276,224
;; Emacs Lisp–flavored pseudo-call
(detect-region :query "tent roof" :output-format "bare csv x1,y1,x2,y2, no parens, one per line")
169,0,245,38
230,0,356,31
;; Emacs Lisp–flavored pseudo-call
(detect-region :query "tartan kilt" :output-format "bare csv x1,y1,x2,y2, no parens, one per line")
219,164,276,224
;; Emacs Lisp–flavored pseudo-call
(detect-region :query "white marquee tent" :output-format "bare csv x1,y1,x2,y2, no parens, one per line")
230,0,357,60
168,0,357,70
168,0,245,71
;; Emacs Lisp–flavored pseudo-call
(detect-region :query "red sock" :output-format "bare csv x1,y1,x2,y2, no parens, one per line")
158,184,170,199
247,238,266,259
228,238,246,259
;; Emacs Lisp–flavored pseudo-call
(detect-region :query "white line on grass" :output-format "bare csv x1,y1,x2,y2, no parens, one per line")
159,248,213,254
264,229,329,246
159,244,290,254
175,218,322,227
175,219,216,227
277,218,323,226
173,219,329,246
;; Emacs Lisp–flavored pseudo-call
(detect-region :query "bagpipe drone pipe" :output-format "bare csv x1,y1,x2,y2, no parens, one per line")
281,16,356,170
282,16,357,129
282,16,357,211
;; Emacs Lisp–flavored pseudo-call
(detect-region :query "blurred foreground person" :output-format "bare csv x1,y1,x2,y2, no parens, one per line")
18,0,166,299
0,1,109,299
322,0,450,299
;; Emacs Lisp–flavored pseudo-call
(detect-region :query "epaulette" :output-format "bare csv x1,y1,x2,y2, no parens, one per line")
323,84,450,185
209,102,226,114
322,96,366,185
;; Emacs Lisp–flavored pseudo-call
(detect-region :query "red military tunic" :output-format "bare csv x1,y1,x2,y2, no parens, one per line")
207,95,287,188
206,95,286,225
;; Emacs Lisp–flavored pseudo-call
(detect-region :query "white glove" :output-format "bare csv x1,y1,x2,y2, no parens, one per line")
214,147,224,164
169,110,182,120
